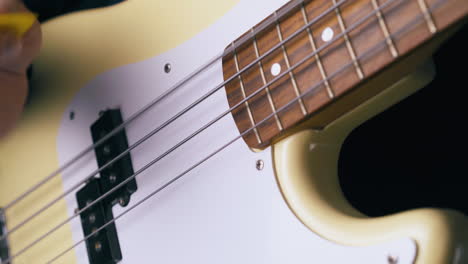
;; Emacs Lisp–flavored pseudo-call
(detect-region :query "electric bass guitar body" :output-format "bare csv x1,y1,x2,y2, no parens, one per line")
0,0,467,263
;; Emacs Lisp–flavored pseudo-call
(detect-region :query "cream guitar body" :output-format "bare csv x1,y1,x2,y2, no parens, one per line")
0,0,467,263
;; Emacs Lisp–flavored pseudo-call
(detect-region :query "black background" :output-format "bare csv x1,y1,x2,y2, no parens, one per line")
24,0,123,22
339,24,468,217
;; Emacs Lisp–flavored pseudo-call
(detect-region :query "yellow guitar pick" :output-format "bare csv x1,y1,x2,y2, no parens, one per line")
0,13,36,36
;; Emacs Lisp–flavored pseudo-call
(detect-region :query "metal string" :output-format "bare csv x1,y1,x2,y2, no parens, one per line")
0,0,352,240
43,4,443,263
4,0,442,261
2,0,348,212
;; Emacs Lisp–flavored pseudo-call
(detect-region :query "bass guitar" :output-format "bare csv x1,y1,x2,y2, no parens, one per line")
0,0,467,263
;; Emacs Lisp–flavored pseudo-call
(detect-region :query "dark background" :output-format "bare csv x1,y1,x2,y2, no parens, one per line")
24,0,124,22
339,24,468,217
23,0,468,217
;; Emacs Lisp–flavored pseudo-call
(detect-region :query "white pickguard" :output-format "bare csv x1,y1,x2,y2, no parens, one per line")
56,0,416,263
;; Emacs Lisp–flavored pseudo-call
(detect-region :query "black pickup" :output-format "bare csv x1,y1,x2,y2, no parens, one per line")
76,109,137,264
0,208,9,263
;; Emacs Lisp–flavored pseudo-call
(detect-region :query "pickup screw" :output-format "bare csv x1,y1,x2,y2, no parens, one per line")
256,160,264,171
95,241,102,252
388,255,399,264
109,173,117,183
164,63,172,73
92,227,99,237
89,214,96,224
103,145,111,155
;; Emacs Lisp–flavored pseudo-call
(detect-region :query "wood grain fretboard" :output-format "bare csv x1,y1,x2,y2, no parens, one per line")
222,0,467,150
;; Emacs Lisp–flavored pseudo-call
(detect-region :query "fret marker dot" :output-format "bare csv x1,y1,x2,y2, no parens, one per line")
321,27,334,42
271,63,281,76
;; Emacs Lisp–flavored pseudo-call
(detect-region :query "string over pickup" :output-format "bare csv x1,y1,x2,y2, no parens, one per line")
0,208,10,264
76,109,137,264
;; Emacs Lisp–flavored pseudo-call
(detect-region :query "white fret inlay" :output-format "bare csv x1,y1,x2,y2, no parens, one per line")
232,43,262,144
321,27,334,42
301,4,335,99
274,11,308,116
271,63,281,76
332,0,365,80
251,29,284,131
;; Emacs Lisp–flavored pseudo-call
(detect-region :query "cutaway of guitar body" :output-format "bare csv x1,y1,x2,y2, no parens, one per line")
0,0,466,263
274,61,468,264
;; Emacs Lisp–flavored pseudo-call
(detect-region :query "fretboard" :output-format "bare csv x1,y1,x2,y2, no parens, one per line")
222,0,467,149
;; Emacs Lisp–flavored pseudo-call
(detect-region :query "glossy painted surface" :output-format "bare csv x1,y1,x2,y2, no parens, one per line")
55,1,414,262
274,63,468,264
0,0,240,262
0,0,462,263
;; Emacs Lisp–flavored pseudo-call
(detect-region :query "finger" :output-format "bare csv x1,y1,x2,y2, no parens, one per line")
0,31,23,68
0,0,24,13
0,30,17,49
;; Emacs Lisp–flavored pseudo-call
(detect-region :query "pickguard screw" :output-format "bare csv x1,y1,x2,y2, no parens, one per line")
95,241,102,252
256,160,264,171
388,255,399,264
109,173,117,183
164,63,172,73
69,111,75,120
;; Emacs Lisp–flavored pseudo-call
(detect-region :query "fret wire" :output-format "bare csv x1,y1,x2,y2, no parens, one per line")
273,11,308,116
371,0,399,58
47,34,409,264
0,1,356,242
332,0,365,80
47,4,442,260
251,28,284,131
300,3,335,99
2,0,354,215
417,0,437,34
16,1,446,261
232,43,263,144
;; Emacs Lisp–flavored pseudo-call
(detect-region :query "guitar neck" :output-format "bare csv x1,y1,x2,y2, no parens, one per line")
222,0,467,149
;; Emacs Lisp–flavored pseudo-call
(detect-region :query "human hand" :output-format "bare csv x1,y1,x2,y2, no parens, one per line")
0,0,41,74
0,0,42,137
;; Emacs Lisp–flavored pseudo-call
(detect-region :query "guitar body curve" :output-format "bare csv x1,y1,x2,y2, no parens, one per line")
0,0,465,263
274,62,468,264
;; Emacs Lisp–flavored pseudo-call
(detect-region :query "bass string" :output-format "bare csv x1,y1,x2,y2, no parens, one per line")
44,5,443,263
65,0,405,231
2,0,350,211
0,0,405,249
1,0,353,238
1,0,394,243
6,0,441,261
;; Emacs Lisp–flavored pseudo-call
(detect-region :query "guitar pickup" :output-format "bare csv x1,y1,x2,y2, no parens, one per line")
76,109,137,264
0,208,10,264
